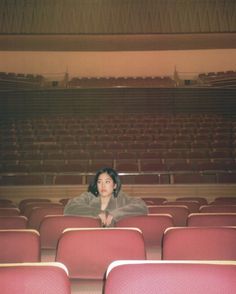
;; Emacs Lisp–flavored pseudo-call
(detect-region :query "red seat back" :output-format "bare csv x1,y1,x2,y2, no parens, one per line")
104,261,236,294
0,229,40,262
148,205,189,226
0,216,28,229
28,206,64,230
188,213,236,226
0,262,70,294
56,228,146,279
40,215,101,249
162,227,236,260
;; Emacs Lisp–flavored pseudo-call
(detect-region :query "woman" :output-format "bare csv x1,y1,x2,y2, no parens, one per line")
64,167,148,227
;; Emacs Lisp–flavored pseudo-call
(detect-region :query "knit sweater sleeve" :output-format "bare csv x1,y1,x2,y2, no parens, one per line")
63,192,101,217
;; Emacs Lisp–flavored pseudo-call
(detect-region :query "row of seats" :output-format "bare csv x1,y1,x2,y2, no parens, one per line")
1,147,235,159
1,171,236,185
1,132,235,142
1,114,235,187
0,226,236,293
1,157,236,171
1,196,236,293
104,260,236,294
1,260,236,294
1,197,236,259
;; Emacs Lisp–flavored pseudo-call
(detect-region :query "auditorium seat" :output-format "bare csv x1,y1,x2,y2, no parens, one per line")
90,150,116,160
40,159,66,172
0,229,40,262
19,198,51,212
40,215,101,261
142,197,167,205
140,159,167,172
0,175,45,185
62,159,89,172
172,172,216,184
54,174,83,185
0,199,14,207
87,159,114,172
104,260,236,294
116,214,174,259
163,200,200,213
0,216,28,229
0,208,20,216
115,159,139,172
200,204,236,213
166,159,193,171
148,205,189,226
55,228,146,293
119,174,161,184
27,206,64,230
22,202,63,218
115,150,137,160
213,197,236,204
187,213,236,227
162,227,236,260
176,197,208,206
0,262,71,294
218,172,236,183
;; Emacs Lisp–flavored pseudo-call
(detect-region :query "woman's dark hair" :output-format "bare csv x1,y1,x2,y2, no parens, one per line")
88,167,122,197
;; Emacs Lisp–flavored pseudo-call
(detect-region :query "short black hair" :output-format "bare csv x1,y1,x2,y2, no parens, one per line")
88,167,122,197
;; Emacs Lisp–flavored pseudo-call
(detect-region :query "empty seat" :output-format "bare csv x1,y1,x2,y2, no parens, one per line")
0,175,45,185
104,260,236,294
148,205,189,226
87,159,114,172
0,199,14,207
163,200,200,213
218,172,236,183
56,228,146,293
162,227,236,260
142,197,167,205
172,172,216,184
140,159,167,172
63,159,89,172
27,206,64,230
200,204,236,213
54,174,83,185
40,215,101,261
119,174,160,184
22,202,63,218
187,213,236,226
116,214,174,259
0,229,40,263
115,159,139,172
213,197,236,205
19,198,51,212
0,262,71,294
176,197,208,206
0,216,28,229
0,208,20,216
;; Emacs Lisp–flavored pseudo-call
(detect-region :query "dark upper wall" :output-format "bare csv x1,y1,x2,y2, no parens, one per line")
0,0,235,34
0,0,236,51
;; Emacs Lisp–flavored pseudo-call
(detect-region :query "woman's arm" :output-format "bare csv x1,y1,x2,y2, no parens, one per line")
63,192,101,217
109,194,148,222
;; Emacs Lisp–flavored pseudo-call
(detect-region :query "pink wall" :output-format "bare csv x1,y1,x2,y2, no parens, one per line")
0,49,235,79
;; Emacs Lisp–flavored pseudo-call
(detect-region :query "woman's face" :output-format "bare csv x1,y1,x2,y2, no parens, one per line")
97,172,117,198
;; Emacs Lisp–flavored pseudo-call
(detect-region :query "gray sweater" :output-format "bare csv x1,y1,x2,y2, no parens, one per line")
64,191,148,223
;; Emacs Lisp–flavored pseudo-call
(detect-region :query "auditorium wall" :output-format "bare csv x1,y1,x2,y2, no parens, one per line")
0,49,236,79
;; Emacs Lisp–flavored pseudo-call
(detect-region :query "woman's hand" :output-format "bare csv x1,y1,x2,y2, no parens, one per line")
98,212,107,226
98,212,114,227
105,214,114,226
